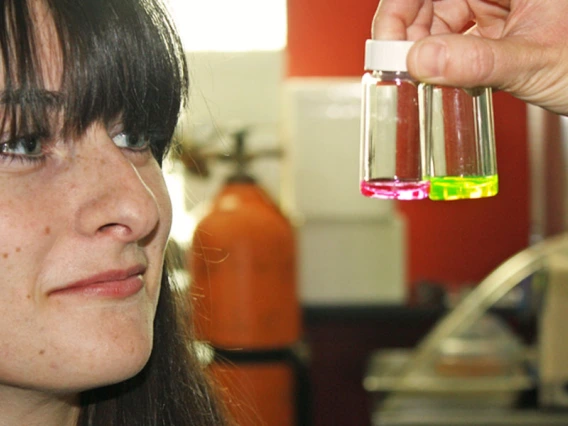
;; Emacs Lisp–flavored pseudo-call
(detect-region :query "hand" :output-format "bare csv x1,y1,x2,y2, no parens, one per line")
372,0,568,115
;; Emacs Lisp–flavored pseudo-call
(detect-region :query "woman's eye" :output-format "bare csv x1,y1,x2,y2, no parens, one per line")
112,132,151,151
0,136,43,157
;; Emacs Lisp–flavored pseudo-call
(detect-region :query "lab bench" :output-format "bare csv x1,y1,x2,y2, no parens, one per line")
302,305,537,426
365,347,568,426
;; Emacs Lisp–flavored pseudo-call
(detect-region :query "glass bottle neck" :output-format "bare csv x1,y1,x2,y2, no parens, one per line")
372,70,412,81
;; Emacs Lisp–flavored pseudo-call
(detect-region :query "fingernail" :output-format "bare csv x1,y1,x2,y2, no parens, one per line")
414,41,447,79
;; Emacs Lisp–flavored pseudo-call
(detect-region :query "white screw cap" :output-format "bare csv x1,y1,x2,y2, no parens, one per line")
364,40,415,72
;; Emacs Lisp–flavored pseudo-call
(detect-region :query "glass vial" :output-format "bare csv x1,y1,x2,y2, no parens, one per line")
360,40,429,200
423,85,498,200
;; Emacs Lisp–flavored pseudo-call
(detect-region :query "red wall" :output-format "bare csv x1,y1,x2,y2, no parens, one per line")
287,0,530,299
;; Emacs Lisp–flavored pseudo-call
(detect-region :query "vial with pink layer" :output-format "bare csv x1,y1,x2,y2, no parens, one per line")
359,40,429,200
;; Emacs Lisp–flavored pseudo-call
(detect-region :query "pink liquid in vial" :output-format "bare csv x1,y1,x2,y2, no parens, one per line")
360,179,430,200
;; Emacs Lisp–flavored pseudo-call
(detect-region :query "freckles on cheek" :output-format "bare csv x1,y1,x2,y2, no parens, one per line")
2,247,22,259
0,222,52,260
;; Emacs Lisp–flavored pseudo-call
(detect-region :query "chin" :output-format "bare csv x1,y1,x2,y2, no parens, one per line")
4,333,155,396
50,335,155,394
92,341,153,387
0,290,161,394
40,307,158,393
80,324,156,390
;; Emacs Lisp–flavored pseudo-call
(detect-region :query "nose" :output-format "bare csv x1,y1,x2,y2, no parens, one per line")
72,127,161,243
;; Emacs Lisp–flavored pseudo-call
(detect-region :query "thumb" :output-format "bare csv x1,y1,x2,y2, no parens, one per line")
407,34,545,91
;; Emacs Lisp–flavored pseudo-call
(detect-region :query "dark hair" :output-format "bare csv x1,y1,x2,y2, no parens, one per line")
0,0,229,425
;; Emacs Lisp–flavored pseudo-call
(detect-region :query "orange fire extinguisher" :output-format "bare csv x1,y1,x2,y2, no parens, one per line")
186,129,308,426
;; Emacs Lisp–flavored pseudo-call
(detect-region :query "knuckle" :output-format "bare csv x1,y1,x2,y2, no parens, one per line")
465,39,495,84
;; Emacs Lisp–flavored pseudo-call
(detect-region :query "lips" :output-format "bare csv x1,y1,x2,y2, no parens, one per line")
49,265,146,298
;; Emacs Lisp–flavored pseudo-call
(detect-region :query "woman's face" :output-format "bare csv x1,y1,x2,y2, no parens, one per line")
0,4,172,394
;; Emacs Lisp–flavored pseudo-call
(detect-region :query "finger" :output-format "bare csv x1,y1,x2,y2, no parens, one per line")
372,0,427,40
467,0,510,37
430,0,474,34
406,33,546,91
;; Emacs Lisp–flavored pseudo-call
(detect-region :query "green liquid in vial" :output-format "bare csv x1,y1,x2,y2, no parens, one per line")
428,175,498,200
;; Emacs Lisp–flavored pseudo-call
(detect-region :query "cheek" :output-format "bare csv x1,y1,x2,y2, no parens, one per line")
0,196,65,388
149,167,173,241
143,167,171,299
0,195,56,286
159,185,173,235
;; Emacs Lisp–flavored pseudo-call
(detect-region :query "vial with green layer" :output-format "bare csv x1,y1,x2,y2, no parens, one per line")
422,85,498,200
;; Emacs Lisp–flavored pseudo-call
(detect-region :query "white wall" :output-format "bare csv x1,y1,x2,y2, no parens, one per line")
173,50,286,206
